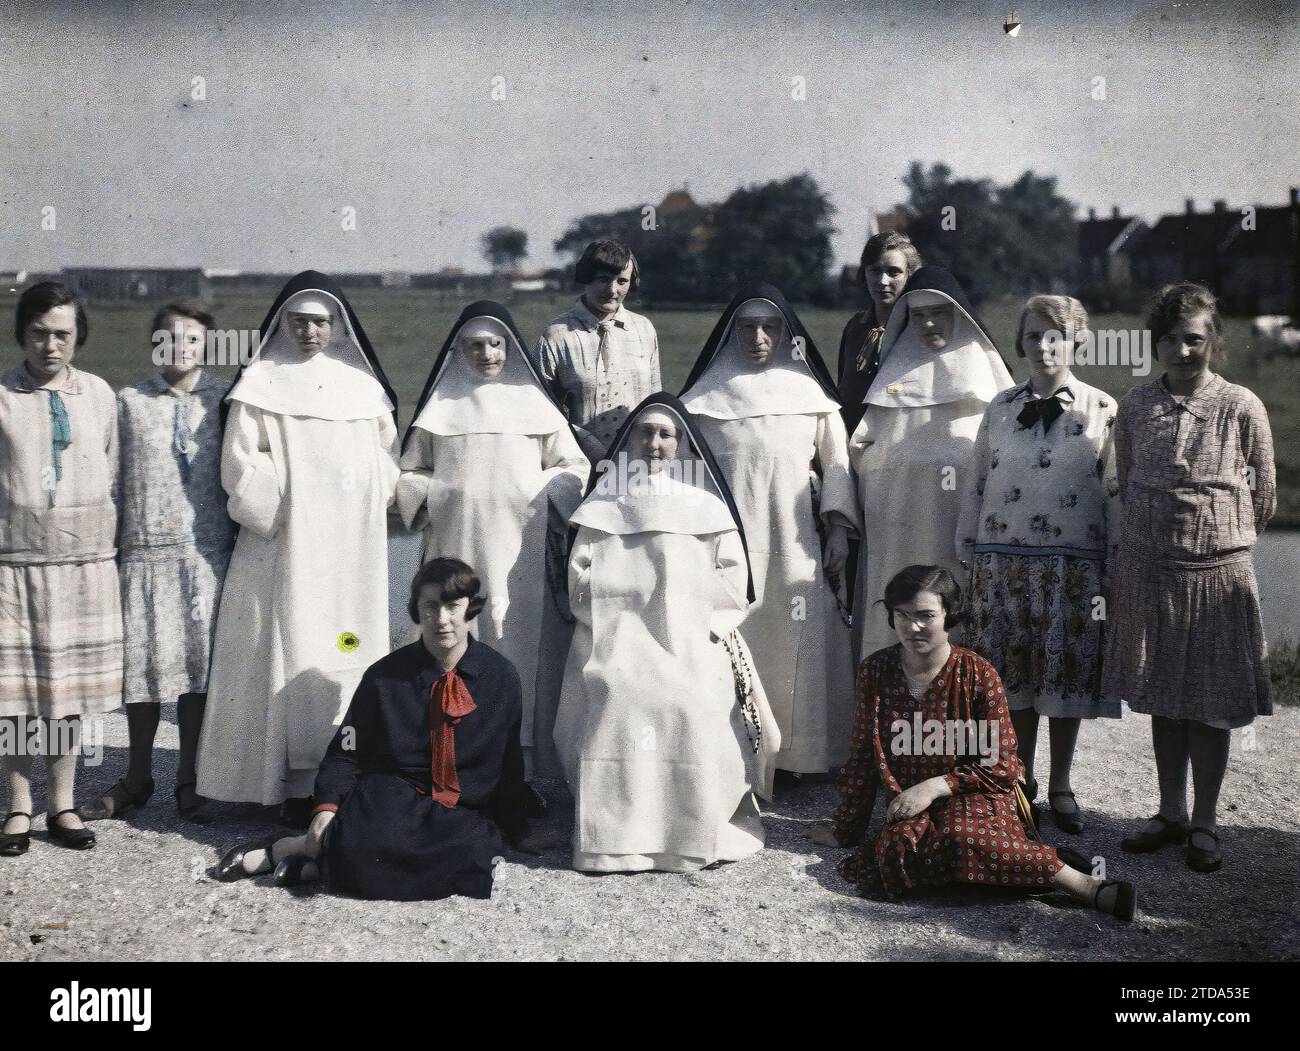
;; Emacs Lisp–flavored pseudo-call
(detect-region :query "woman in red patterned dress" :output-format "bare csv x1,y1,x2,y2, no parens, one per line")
816,565,1135,921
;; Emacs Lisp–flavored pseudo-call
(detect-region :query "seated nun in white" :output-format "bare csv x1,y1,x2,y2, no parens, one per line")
849,266,1014,662
198,271,400,825
679,284,861,777
554,394,780,873
396,302,588,780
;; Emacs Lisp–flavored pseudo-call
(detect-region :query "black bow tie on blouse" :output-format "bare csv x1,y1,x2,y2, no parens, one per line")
1016,392,1066,434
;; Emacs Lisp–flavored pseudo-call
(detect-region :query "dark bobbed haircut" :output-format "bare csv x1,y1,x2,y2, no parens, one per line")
880,564,965,631
151,299,215,336
15,282,88,348
574,238,639,294
856,230,922,285
407,556,486,623
1146,281,1225,363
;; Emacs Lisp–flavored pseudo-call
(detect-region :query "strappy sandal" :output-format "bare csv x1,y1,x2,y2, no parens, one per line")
1048,790,1085,834
1186,827,1223,873
1120,813,1188,853
47,809,96,850
1092,878,1136,922
0,812,32,857
77,778,154,822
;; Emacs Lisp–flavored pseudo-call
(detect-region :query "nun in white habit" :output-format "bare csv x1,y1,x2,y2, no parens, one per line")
849,266,1014,661
198,272,400,817
396,302,588,776
553,394,780,873
679,284,861,775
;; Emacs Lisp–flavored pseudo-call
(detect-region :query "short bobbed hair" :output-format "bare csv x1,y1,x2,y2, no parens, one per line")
408,556,486,623
856,231,922,285
151,300,214,337
574,238,639,294
880,564,965,631
1015,294,1090,357
1146,282,1225,363
16,282,88,348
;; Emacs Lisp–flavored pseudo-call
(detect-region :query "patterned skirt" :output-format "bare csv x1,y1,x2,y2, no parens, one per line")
0,558,123,719
119,542,231,705
838,790,1063,898
965,550,1120,719
1103,551,1270,728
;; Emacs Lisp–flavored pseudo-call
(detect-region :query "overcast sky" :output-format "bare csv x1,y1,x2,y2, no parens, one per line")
3,0,1298,274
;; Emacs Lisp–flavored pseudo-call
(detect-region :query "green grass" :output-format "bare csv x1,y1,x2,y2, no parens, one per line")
5,288,1297,524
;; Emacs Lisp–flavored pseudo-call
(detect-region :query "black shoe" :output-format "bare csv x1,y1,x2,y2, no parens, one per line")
175,783,213,825
1186,827,1223,873
215,837,279,882
273,854,315,887
773,770,804,791
47,809,96,850
1120,813,1188,853
1048,790,1085,834
279,797,314,829
0,812,32,857
1056,845,1093,874
1093,879,1137,922
77,778,154,822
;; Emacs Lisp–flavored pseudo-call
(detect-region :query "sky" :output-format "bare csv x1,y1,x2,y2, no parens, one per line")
3,0,1298,274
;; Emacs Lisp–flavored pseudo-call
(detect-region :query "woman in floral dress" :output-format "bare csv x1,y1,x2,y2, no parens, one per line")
956,295,1122,834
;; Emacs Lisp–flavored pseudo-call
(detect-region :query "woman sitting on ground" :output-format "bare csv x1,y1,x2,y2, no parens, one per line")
214,557,544,900
810,564,1136,921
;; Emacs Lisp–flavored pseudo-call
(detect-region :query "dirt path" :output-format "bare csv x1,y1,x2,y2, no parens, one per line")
3,705,1297,962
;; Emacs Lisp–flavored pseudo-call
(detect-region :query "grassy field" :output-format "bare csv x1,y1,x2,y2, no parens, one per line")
6,286,1295,524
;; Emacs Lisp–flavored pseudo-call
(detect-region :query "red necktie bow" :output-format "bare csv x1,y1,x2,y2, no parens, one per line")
429,669,477,808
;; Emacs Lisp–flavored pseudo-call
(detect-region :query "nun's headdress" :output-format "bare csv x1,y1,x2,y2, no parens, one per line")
567,393,755,602
863,266,1013,409
226,271,397,424
679,283,840,420
402,301,569,453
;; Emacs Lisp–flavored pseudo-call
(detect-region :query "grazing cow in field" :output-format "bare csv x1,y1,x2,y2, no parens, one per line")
1252,315,1300,359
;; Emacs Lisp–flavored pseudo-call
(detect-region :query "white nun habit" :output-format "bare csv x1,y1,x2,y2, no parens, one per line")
396,313,589,774
680,298,861,773
553,402,780,873
849,286,1014,661
198,288,399,805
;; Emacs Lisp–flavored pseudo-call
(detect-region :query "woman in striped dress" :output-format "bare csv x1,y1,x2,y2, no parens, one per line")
1,283,121,856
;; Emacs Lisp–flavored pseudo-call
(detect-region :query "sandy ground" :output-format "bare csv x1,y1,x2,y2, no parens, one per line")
2,703,1297,963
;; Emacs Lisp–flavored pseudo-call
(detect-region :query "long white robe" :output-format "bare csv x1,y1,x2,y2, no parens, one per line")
694,412,860,771
554,493,779,872
394,427,588,767
849,398,987,660
197,402,398,803
848,277,1013,662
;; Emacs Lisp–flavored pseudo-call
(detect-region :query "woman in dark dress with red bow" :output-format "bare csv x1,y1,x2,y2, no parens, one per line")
214,558,534,900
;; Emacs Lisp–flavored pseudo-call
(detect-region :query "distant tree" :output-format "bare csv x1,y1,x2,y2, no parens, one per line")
894,162,1078,304
701,174,837,302
553,174,836,304
481,225,528,273
553,199,708,305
